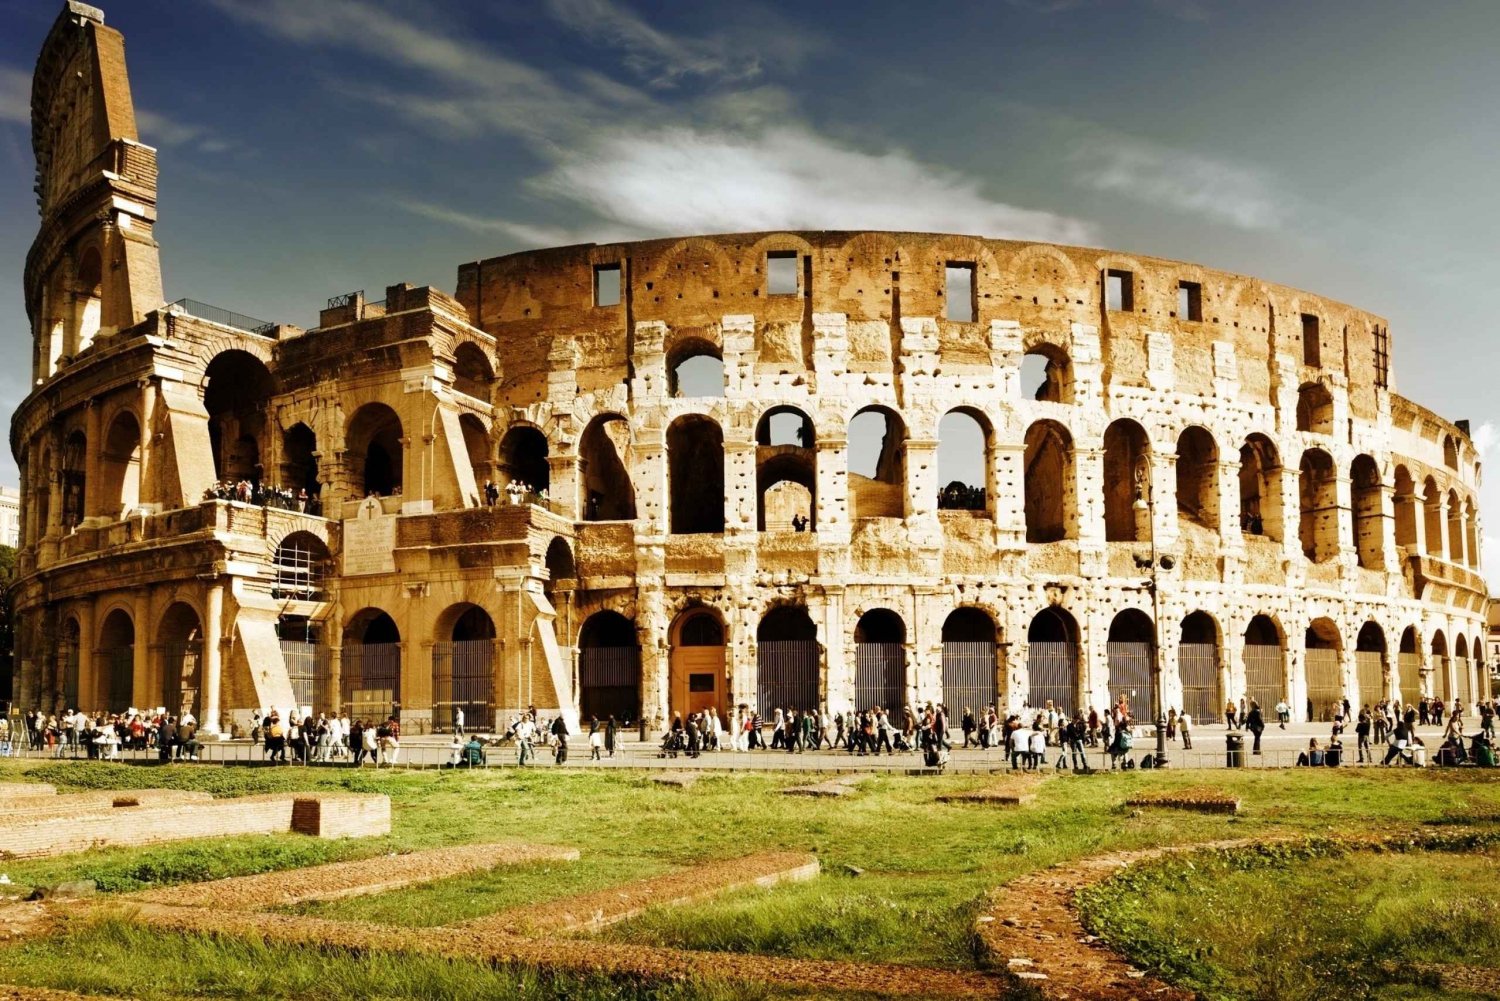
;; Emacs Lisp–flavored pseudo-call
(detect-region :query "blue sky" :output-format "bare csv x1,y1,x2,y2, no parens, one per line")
2,0,1498,571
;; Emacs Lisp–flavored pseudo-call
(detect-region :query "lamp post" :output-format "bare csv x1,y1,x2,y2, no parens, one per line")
1132,458,1172,768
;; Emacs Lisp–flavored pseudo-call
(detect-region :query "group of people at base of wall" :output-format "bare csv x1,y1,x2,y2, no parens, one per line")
4,708,207,761
1285,697,1498,768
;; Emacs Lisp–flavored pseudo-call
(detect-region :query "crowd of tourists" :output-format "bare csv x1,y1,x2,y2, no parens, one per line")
204,479,320,514
4,707,207,761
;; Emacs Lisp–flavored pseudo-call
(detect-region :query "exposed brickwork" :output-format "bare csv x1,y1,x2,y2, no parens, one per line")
0,789,211,822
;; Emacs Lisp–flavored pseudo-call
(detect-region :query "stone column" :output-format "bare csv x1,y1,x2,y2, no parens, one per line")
77,602,96,712
132,588,152,709
200,582,225,734
138,378,156,509
84,400,102,521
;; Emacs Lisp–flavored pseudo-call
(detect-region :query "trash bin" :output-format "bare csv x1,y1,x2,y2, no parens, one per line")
1225,733,1245,768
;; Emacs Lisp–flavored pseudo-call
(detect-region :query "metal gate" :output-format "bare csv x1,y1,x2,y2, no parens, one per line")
941,641,996,714
1178,643,1218,722
1106,641,1156,722
343,642,401,721
1305,648,1343,721
1243,644,1284,720
1436,656,1451,701
1396,652,1422,704
59,644,80,712
162,641,202,718
1354,651,1385,708
757,640,819,714
1458,658,1474,707
431,639,493,732
106,646,133,713
281,640,327,713
579,646,640,724
1026,642,1078,715
854,643,905,712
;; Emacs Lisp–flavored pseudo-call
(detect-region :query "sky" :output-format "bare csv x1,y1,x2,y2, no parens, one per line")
1,0,1498,576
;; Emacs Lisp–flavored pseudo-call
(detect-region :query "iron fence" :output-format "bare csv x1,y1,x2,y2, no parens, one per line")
1178,643,1219,722
941,641,995,714
343,643,401,721
757,640,819,714
854,643,905,712
1106,641,1156,721
431,639,493,732
579,646,640,724
1354,651,1385,709
1306,648,1343,720
280,640,327,712
1026,642,1078,715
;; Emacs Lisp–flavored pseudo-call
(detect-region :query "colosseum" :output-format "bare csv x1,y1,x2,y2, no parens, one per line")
9,3,1489,736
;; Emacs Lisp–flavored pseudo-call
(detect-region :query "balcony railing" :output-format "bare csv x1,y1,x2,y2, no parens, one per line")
168,299,275,335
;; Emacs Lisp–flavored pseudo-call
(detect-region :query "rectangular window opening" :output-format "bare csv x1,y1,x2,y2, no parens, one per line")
1373,326,1390,389
767,251,798,296
1178,281,1202,321
945,262,976,322
1302,313,1320,367
594,263,621,307
1106,269,1134,312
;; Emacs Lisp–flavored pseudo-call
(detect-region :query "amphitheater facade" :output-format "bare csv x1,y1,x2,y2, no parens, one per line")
9,3,1489,735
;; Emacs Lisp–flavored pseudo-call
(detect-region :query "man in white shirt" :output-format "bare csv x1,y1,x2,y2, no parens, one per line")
1009,725,1029,771
515,712,536,766
454,706,465,737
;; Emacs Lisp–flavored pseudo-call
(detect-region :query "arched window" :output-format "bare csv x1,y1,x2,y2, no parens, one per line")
1103,419,1150,542
1296,383,1334,434
1175,426,1219,531
1026,606,1079,714
273,531,331,600
100,410,141,520
433,604,495,732
281,423,320,508
1238,434,1282,541
1350,455,1383,569
1024,420,1072,542
62,430,86,530
544,537,576,597
1446,489,1464,563
99,608,136,713
937,409,988,513
452,342,494,401
1393,465,1417,549
204,351,276,483
347,403,404,497
1423,477,1443,557
756,406,815,532
580,414,636,521
848,407,906,520
1020,344,1071,403
459,414,490,503
757,606,819,714
1443,434,1458,469
498,425,549,500
668,338,724,397
1298,449,1337,562
667,415,725,534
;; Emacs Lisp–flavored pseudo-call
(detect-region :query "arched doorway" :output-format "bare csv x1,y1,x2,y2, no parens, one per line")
757,606,819,715
854,609,906,712
1106,609,1156,721
1175,426,1219,530
1350,455,1383,569
99,608,135,713
1431,631,1450,701
756,406,816,531
281,423,320,509
1023,420,1073,542
1179,611,1220,722
452,342,493,400
158,602,203,718
670,608,726,724
937,409,990,513
1026,606,1079,714
433,605,495,732
1239,434,1283,541
347,404,403,497
667,416,725,533
941,608,998,713
204,350,276,483
343,609,401,721
1299,449,1338,562
1243,615,1285,718
578,611,640,724
1305,618,1343,721
1103,419,1151,542
1354,622,1387,708
1396,626,1420,703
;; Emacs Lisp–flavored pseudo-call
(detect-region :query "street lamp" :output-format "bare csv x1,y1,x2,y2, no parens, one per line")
1132,458,1172,768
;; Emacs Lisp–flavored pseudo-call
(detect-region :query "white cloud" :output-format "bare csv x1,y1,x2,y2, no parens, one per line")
1070,131,1287,231
393,199,588,247
135,108,202,147
0,65,30,124
544,0,762,87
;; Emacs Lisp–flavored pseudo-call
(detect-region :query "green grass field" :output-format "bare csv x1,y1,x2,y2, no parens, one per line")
2,758,1498,1000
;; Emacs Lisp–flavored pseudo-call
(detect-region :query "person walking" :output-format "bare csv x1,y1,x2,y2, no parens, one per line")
1246,700,1266,755
1225,699,1238,730
454,706,465,738
515,712,536,766
1356,707,1373,763
1179,709,1193,750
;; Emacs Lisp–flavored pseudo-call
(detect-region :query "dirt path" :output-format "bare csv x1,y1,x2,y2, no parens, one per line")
460,851,819,935
131,842,579,910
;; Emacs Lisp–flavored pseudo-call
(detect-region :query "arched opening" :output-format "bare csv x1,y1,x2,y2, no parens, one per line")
1305,617,1343,721
62,430,86,530
452,342,493,401
498,425,549,501
204,351,276,484
941,608,998,712
433,604,495,732
1106,608,1156,721
1443,434,1458,469
1020,344,1072,403
1179,611,1220,722
1350,454,1383,569
272,531,330,601
669,607,726,723
1455,634,1472,707
346,403,403,497
1431,630,1450,701
1354,621,1387,707
459,414,490,505
99,608,136,713
157,602,203,718
1026,606,1080,714
937,409,988,512
848,407,907,520
1396,625,1420,703
1446,489,1464,563
1298,449,1338,562
1296,382,1334,434
1243,614,1286,717
342,609,401,721
72,246,103,354
579,611,640,724
1103,419,1151,542
1238,434,1282,540
1393,465,1417,550
277,614,324,714
99,410,141,520
668,338,724,397
1024,420,1073,543
1472,633,1486,705
1465,498,1480,569
1423,477,1443,557
757,605,819,714
756,407,816,531
281,423,320,510
59,618,81,711
667,415,725,534
580,414,636,521
1175,426,1219,531
854,609,906,711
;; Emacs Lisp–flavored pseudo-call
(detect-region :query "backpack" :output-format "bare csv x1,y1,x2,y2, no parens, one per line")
1118,728,1135,752
269,723,284,739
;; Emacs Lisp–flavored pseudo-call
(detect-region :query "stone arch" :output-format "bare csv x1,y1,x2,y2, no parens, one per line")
1103,418,1150,542
71,243,102,354
667,414,725,534
941,607,999,713
668,605,727,724
1179,610,1220,722
342,608,402,721
756,405,816,531
1423,476,1443,557
272,530,330,600
1175,425,1219,531
452,341,494,400
99,606,136,713
1243,614,1286,717
459,413,491,502
848,405,907,520
1296,382,1334,434
1106,608,1156,721
1446,488,1464,563
430,603,495,732
58,616,81,711
938,407,989,513
1443,433,1459,469
98,408,141,520
580,413,635,521
1350,454,1383,569
544,536,576,596
667,335,725,397
1020,341,1073,403
498,423,549,498
157,601,204,718
1024,419,1073,543
280,422,320,506
1354,620,1387,708
1393,464,1417,548
854,608,907,711
756,605,819,715
1305,616,1343,721
346,403,403,497
1238,433,1282,541
579,610,640,724
1298,448,1337,562
204,350,277,483
1026,605,1081,714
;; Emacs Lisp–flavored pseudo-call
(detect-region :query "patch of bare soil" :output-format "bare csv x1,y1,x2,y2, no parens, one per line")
131,843,580,910
461,851,819,936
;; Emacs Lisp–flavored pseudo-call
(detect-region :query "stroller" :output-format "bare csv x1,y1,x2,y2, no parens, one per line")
659,729,686,759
